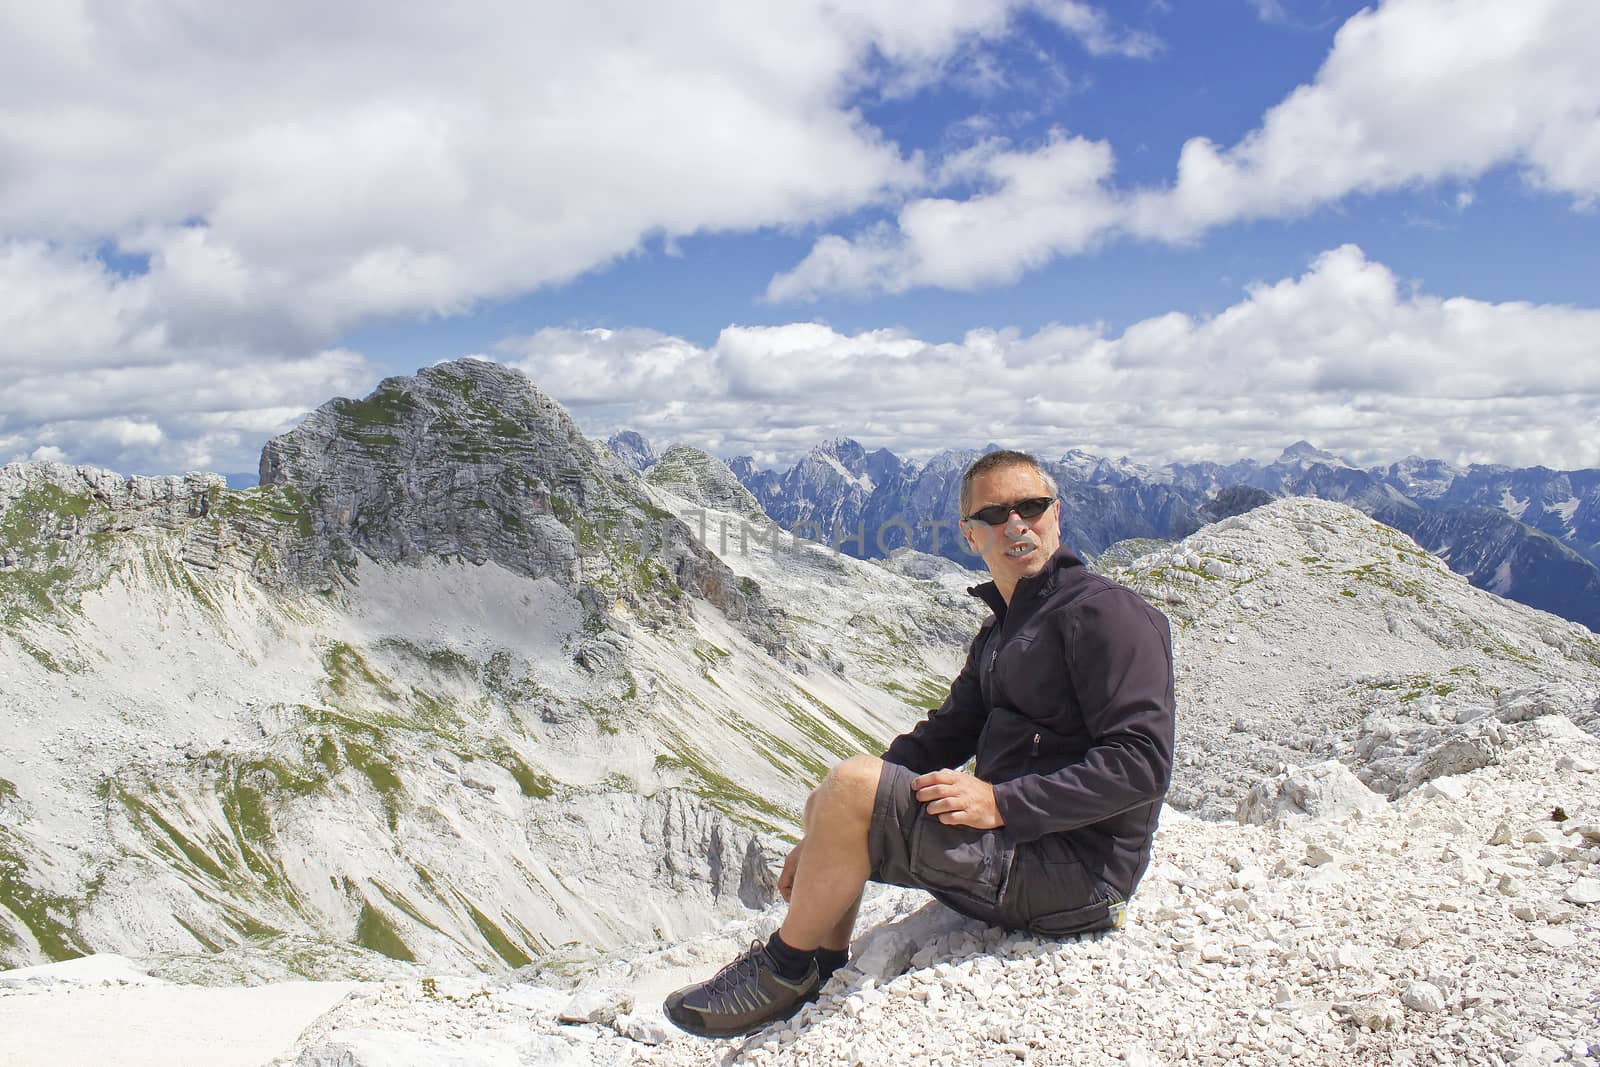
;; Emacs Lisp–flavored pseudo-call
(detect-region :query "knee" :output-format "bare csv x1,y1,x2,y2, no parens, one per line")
809,756,881,819
831,755,883,792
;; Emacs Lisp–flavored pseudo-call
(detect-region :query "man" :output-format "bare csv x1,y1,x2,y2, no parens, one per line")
664,450,1176,1039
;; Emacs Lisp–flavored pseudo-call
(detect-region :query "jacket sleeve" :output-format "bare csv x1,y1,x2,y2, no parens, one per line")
991,589,1174,841
880,620,993,774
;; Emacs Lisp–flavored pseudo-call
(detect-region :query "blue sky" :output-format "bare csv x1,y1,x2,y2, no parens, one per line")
2,0,1597,475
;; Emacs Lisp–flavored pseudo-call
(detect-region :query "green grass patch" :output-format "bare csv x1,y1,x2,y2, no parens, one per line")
173,915,225,953
0,483,94,554
456,895,534,967
370,880,444,934
487,745,556,799
1361,672,1464,703
208,483,315,540
334,388,417,430
878,677,950,709
653,748,796,837
355,900,417,962
0,840,87,962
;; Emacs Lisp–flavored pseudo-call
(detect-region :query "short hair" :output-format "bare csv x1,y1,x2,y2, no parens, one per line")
959,450,1058,518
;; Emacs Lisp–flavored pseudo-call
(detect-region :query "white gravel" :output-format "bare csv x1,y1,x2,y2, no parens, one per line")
260,726,1599,1067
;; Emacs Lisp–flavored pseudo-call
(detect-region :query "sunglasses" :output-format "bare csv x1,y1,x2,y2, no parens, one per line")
963,496,1056,526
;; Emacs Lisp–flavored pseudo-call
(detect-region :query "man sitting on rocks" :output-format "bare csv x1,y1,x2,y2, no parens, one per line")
664,450,1177,1038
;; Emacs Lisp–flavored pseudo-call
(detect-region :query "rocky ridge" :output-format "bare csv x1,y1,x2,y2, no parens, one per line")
1097,499,1600,818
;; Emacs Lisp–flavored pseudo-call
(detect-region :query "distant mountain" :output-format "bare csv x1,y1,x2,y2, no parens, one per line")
730,439,1600,632
603,430,656,474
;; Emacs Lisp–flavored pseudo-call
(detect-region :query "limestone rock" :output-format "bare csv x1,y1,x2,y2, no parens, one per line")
1401,981,1447,1013
1236,760,1386,824
615,1012,674,1045
1338,999,1403,1031
558,987,634,1025
1564,878,1600,906
606,430,658,474
646,445,768,522
1531,927,1577,949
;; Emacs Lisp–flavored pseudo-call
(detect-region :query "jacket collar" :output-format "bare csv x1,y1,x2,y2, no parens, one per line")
966,544,1085,618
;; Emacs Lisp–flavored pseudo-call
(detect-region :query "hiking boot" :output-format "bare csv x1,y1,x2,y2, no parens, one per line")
662,940,820,1038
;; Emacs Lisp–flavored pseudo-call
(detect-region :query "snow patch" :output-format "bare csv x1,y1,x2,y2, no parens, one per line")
1499,487,1529,521
1551,495,1580,527
1489,557,1515,595
819,451,872,494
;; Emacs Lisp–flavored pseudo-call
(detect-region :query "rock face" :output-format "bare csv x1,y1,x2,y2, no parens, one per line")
1096,499,1600,819
0,460,308,593
258,359,781,646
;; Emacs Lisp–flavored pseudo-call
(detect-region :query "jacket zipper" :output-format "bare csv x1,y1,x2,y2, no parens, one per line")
1030,733,1041,757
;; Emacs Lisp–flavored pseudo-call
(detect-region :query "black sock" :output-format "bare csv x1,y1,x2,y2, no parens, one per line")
815,947,849,983
764,931,816,982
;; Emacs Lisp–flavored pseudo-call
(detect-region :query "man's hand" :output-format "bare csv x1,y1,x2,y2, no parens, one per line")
912,770,1004,829
777,841,803,902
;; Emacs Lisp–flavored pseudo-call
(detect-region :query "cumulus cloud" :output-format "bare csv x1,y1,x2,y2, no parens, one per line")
0,0,1158,337
0,1,1160,472
521,247,1600,470
774,0,1600,299
768,132,1120,298
0,242,381,473
1128,0,1600,239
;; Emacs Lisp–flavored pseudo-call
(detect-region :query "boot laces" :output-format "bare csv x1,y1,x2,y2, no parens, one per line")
704,941,768,1000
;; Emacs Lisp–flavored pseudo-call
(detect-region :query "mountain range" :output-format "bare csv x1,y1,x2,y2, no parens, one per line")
3,357,1597,987
632,436,1600,633
3,359,1599,1065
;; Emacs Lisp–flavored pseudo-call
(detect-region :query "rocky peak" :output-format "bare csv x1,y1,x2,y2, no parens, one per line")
1277,440,1351,468
863,446,909,491
257,358,782,644
605,430,656,474
1057,449,1101,481
645,446,766,521
1380,455,1460,500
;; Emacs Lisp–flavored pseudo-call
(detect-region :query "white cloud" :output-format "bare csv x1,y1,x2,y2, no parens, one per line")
1249,0,1290,23
0,0,1122,339
0,1,1158,472
0,241,382,472
520,246,1600,470
1035,2,1162,58
769,132,1120,298
1129,0,1600,239
775,0,1600,299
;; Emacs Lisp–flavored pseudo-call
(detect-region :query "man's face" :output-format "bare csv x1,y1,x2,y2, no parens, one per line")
961,464,1061,586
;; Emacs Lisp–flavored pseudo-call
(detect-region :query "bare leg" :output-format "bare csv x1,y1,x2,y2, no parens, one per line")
778,755,881,951
822,893,862,953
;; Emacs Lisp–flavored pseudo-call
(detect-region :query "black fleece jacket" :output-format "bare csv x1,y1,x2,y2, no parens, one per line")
881,545,1176,899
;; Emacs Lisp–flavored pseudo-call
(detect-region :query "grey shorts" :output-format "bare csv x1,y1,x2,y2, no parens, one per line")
867,761,1123,938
